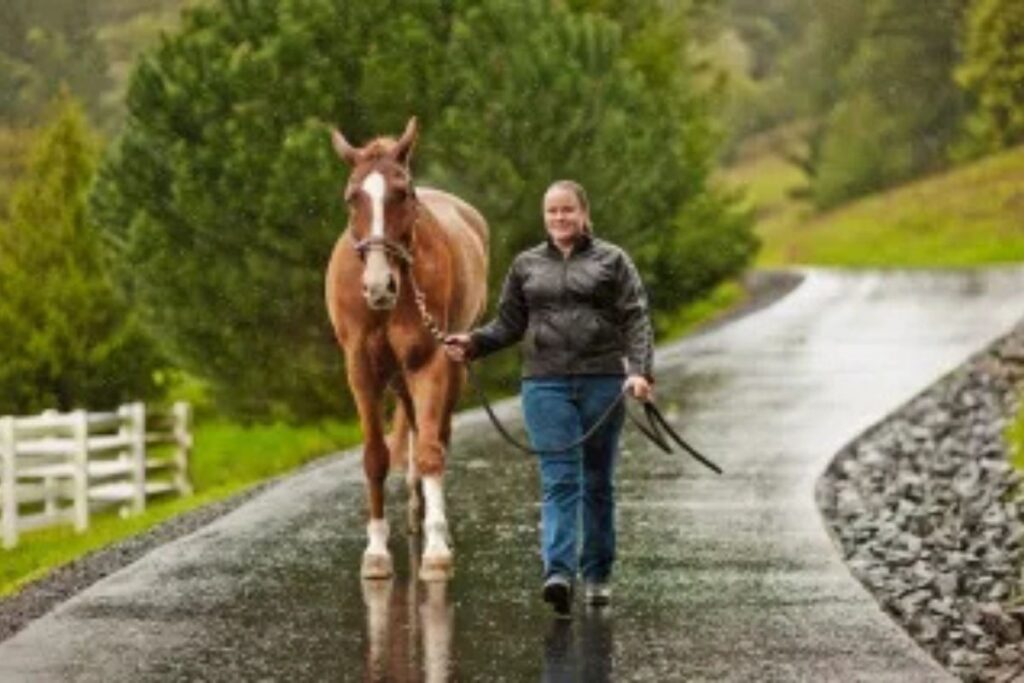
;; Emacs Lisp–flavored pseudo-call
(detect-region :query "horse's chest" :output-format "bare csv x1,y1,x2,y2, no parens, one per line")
365,322,433,373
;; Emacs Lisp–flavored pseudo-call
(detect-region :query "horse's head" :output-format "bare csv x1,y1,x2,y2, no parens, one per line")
332,117,419,311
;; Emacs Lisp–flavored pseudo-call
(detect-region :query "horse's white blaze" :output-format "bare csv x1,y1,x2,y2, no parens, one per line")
360,171,394,298
362,171,386,238
366,518,389,556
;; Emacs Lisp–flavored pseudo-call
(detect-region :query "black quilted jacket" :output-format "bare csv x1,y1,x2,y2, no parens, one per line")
469,233,654,380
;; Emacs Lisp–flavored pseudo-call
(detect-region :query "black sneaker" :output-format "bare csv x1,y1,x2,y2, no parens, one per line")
584,581,611,607
542,576,573,619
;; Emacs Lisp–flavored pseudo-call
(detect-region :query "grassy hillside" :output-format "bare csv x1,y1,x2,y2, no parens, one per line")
724,143,1024,268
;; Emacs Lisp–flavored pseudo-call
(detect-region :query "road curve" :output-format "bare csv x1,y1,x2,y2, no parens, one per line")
2,267,1024,682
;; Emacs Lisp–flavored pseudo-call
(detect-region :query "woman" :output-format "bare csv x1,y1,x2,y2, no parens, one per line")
444,180,654,618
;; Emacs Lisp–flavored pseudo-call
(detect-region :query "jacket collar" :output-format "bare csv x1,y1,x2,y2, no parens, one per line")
545,231,593,258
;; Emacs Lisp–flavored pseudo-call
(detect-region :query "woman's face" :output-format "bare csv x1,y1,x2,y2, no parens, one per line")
543,187,588,248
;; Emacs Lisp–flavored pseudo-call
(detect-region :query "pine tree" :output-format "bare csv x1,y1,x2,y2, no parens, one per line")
0,93,162,414
91,0,753,419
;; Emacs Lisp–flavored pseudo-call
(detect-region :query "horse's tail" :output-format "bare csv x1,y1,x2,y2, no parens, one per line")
388,398,415,471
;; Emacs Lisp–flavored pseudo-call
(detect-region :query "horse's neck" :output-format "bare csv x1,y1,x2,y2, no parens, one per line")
411,201,446,265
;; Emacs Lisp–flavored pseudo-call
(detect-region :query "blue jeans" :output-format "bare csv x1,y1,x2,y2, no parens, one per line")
521,375,626,584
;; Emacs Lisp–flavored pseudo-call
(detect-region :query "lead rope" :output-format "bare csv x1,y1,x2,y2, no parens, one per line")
409,268,721,472
408,268,633,455
401,207,720,469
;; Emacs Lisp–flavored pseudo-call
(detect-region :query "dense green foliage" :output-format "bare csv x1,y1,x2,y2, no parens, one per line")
715,0,1024,208
713,0,816,145
810,0,966,207
92,0,755,419
956,0,1024,157
0,96,163,414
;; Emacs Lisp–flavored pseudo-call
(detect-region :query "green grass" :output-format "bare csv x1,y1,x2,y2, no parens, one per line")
0,418,361,597
726,144,1024,268
655,280,745,340
1009,400,1024,473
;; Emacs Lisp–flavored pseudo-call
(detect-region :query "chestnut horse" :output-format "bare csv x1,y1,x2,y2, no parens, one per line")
325,118,488,581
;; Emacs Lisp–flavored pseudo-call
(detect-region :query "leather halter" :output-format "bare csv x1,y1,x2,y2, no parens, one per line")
352,235,415,267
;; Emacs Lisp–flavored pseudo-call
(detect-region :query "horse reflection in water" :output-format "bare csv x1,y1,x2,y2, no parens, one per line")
361,537,454,682
360,539,615,682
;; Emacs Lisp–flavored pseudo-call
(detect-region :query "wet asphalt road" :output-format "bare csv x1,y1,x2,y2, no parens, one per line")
3,268,1024,682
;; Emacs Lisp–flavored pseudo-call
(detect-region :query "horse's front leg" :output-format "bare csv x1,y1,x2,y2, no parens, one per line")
347,350,393,579
407,351,462,582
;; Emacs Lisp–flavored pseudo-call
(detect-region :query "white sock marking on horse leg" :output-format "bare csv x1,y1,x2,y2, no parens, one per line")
422,475,449,556
367,518,389,556
407,438,423,531
362,171,386,238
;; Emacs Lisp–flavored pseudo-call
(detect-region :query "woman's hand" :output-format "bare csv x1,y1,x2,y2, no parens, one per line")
443,334,473,363
624,375,654,402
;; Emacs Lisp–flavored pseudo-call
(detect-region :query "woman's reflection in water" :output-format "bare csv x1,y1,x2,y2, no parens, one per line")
362,537,454,682
542,610,614,683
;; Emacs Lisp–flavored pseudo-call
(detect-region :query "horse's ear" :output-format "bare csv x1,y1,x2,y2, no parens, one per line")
331,128,359,165
394,116,418,167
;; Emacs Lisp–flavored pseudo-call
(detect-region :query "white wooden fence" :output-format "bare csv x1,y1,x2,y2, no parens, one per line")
0,402,193,549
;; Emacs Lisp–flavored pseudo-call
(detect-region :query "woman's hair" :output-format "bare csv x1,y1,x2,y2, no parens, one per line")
546,179,592,233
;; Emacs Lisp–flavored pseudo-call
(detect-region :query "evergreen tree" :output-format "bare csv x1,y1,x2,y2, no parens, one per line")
0,94,163,414
92,0,753,419
432,0,755,310
956,0,1024,156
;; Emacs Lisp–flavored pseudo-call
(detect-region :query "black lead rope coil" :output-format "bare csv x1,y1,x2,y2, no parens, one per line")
463,362,723,474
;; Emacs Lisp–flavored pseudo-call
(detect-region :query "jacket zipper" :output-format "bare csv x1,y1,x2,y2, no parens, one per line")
561,250,573,372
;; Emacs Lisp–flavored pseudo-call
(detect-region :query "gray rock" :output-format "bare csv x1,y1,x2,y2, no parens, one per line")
817,325,1024,681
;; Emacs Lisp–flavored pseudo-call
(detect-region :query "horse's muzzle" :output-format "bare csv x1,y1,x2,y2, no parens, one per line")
363,273,399,310
365,295,397,310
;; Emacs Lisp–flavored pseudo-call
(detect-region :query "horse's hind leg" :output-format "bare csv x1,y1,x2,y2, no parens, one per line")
388,391,423,534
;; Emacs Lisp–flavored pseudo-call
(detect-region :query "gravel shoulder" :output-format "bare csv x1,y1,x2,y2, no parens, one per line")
818,323,1024,682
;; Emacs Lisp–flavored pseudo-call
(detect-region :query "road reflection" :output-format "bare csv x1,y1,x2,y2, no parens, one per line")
361,535,615,682
542,610,614,683
362,537,454,682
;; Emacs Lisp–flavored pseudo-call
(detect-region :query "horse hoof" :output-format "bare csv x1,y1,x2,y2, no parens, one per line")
418,553,453,582
361,552,394,579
